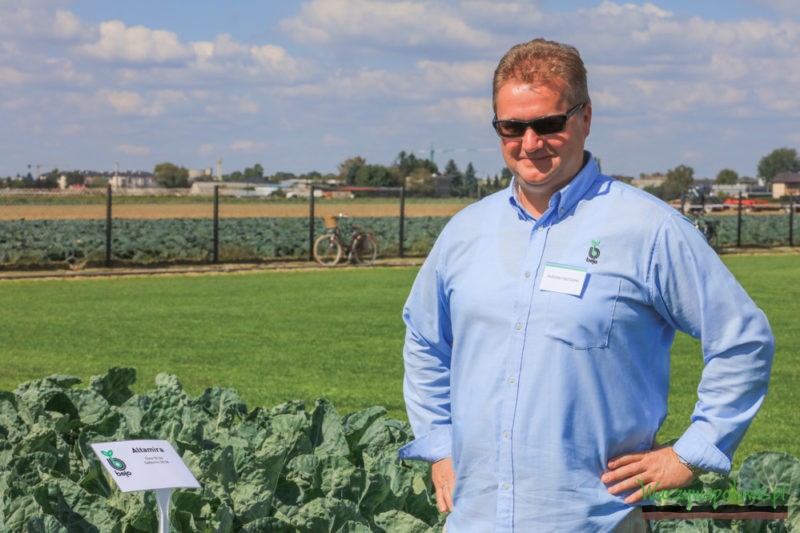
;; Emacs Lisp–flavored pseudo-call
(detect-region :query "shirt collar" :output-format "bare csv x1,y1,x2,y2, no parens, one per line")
506,151,601,222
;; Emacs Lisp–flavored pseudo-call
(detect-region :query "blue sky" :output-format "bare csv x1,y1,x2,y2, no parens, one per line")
2,0,798,181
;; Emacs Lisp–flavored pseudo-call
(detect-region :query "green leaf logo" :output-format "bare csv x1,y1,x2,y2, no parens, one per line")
101,450,114,458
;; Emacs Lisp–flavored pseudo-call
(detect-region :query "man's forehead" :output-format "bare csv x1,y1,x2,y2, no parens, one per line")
502,78,567,95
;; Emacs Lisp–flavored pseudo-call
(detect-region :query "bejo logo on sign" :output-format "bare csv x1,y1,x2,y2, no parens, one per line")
101,450,132,477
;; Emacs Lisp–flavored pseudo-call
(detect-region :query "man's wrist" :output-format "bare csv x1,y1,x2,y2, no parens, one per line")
673,450,705,476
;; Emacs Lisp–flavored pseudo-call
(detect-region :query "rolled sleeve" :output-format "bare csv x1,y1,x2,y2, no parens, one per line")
651,214,775,471
398,425,452,462
399,237,455,463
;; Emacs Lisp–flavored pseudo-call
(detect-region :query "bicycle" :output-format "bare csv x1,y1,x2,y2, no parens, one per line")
313,213,379,267
692,215,719,249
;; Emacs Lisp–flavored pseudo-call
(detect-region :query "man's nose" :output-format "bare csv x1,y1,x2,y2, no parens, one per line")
521,127,544,151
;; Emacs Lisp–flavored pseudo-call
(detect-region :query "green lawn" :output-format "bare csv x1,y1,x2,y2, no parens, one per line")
0,254,797,470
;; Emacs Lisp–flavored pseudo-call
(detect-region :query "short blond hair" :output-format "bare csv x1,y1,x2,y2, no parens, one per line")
492,38,589,112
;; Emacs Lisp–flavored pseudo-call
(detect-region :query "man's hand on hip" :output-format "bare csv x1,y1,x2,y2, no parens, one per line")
601,446,697,504
431,457,455,513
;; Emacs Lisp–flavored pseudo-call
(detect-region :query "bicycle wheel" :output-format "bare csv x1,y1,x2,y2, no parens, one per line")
352,234,378,265
313,234,343,266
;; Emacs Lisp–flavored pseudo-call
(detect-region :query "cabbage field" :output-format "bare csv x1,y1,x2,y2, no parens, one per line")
1,368,443,532
1,368,796,532
0,213,797,269
0,217,448,268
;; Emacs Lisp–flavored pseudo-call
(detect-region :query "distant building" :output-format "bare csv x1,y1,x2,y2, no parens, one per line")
188,168,214,181
110,173,157,189
772,172,800,199
630,173,666,190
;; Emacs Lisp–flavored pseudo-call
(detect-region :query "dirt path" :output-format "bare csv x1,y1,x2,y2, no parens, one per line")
0,202,468,220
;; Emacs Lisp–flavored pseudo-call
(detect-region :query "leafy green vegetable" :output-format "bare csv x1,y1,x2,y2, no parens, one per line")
1,368,795,531
0,368,443,532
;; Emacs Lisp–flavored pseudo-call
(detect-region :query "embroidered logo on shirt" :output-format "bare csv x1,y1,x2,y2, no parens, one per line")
586,240,601,264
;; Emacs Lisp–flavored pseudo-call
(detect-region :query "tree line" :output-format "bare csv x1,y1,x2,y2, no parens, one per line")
3,147,798,199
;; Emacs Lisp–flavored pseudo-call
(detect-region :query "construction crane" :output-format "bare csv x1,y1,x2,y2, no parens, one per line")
27,163,55,179
413,144,495,165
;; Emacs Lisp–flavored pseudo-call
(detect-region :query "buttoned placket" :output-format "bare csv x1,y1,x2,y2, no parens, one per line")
495,214,551,530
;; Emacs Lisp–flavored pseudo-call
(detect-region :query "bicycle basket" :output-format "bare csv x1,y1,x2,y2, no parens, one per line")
324,215,339,229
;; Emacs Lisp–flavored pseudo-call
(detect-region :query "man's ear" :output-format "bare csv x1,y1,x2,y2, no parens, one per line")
583,103,592,137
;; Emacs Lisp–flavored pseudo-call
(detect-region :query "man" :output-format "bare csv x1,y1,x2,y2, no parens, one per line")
398,38,774,531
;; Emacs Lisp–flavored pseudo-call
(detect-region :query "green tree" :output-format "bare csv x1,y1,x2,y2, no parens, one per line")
339,156,366,185
715,168,739,184
394,150,438,177
463,162,478,198
225,170,244,182
444,159,463,197
40,169,60,188
757,147,800,183
662,164,694,200
243,163,264,181
405,167,435,196
355,164,396,187
154,162,190,188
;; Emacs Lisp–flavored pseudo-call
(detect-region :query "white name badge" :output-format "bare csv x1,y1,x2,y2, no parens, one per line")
91,439,201,493
540,262,588,296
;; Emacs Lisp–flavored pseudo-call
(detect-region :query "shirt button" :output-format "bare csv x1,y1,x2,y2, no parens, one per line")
537,227,544,232
524,271,531,278
502,483,511,490
503,430,510,438
514,322,522,330
508,376,516,384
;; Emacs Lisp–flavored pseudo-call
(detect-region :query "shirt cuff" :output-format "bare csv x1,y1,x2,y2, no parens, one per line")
397,425,452,463
673,424,732,474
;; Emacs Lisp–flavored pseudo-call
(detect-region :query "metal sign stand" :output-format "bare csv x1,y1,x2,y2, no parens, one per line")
156,488,174,533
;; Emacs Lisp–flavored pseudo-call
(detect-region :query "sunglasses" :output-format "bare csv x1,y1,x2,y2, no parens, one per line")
492,102,586,139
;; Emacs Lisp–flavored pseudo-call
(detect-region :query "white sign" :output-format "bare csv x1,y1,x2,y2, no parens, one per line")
540,262,588,296
91,439,201,493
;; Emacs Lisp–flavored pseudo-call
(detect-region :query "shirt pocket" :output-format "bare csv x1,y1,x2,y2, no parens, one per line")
542,274,621,349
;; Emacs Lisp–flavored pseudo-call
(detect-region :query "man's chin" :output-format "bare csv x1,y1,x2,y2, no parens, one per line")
517,174,552,189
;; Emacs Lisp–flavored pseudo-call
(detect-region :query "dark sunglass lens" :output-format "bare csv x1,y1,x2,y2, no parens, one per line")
495,121,527,138
533,116,567,135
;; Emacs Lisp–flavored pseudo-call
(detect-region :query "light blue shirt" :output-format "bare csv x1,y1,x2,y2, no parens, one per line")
398,155,774,531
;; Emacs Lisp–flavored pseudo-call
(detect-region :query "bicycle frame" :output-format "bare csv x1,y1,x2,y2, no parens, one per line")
313,215,379,266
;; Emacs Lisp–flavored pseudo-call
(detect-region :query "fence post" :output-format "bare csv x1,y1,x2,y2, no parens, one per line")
308,185,316,261
105,185,113,266
736,191,743,247
790,195,795,247
399,183,406,258
212,185,220,263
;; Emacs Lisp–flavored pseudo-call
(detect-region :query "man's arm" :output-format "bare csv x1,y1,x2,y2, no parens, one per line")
397,240,455,465
604,214,774,500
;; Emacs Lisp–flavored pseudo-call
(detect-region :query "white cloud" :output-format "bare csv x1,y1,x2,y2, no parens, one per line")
187,33,308,83
281,0,492,50
52,10,85,40
415,60,494,95
322,134,347,147
78,20,193,64
425,96,491,124
0,66,33,84
97,89,189,117
230,140,265,152
115,144,151,156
